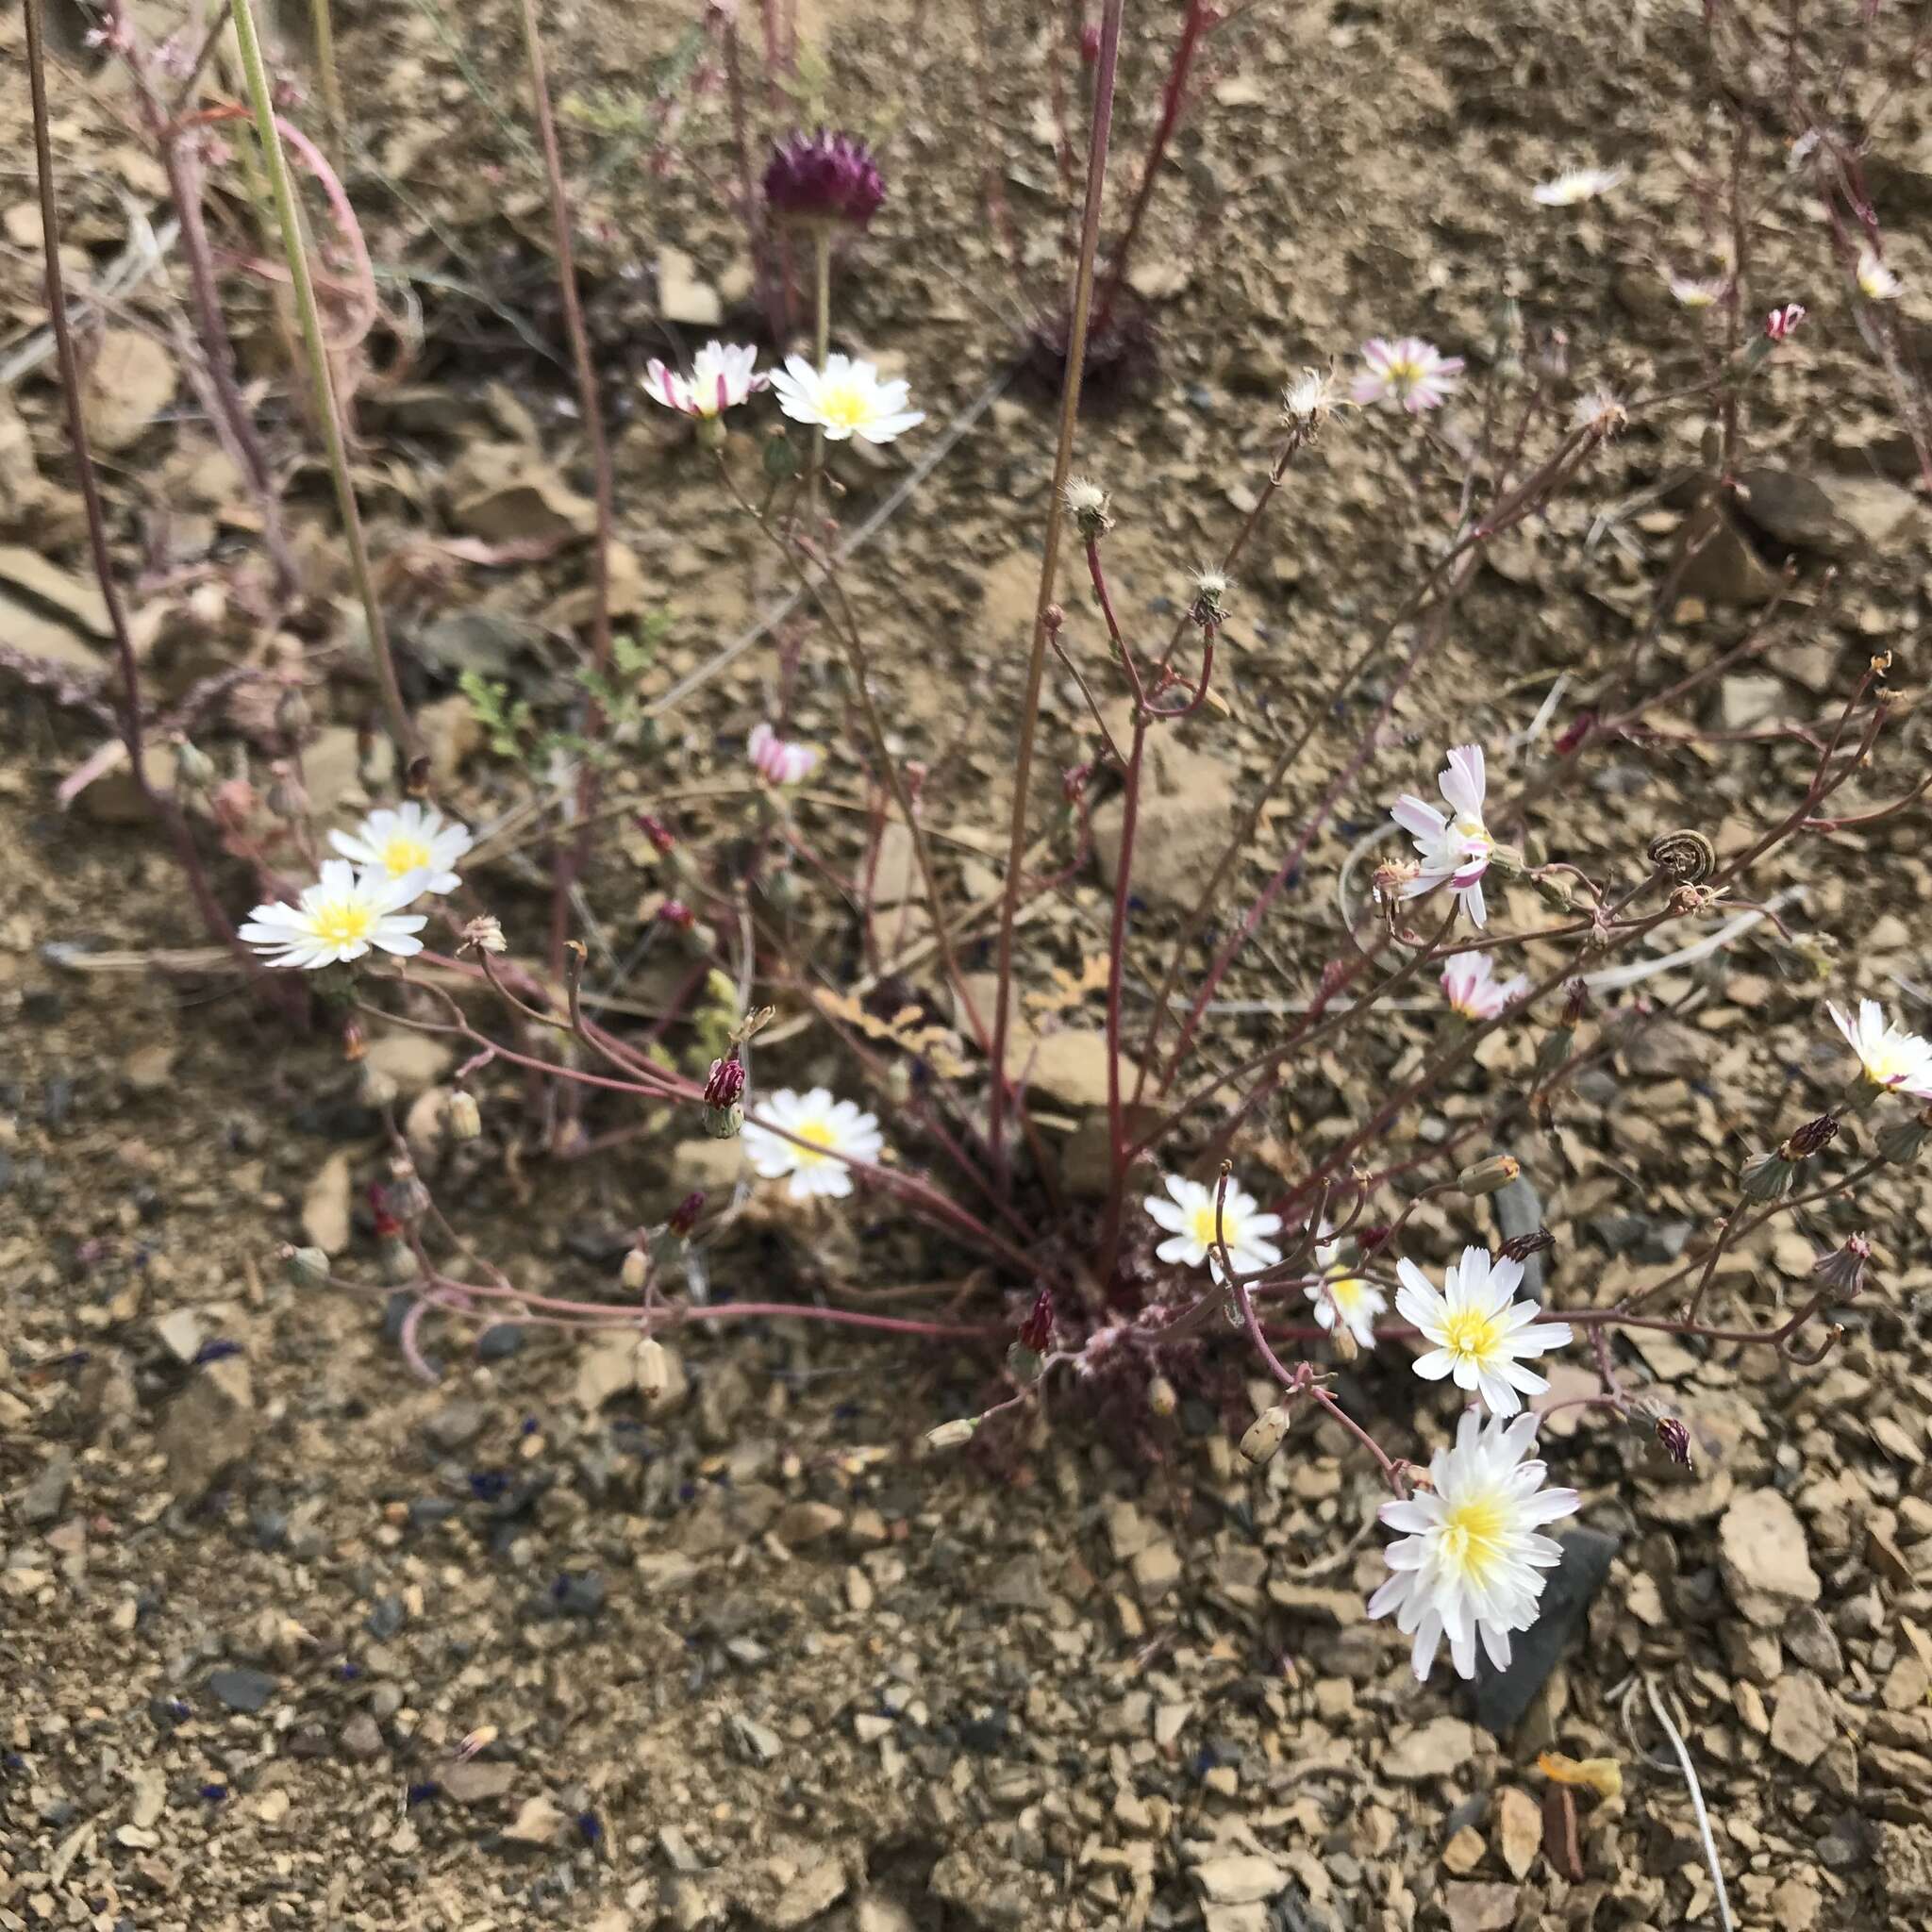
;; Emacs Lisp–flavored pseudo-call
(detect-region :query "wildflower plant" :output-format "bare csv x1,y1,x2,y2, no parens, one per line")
23,0,1931,1714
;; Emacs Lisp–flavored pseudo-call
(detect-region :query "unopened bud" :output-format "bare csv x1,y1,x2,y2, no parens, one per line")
275,682,312,739
1147,1374,1177,1419
637,812,676,856
1327,1312,1360,1364
1080,19,1101,61
923,1416,979,1454
1655,1417,1692,1468
1739,1146,1796,1202
1764,301,1806,341
1239,1402,1292,1467
342,1019,368,1063
281,1244,330,1291
620,1244,650,1293
668,1190,706,1239
379,1235,418,1285
264,760,308,823
1457,1154,1521,1198
1017,1290,1054,1356
703,1056,746,1139
1812,1232,1871,1299
658,899,695,930
634,1336,671,1405
175,739,216,791
1062,761,1092,806
385,1158,430,1225
1561,979,1591,1027
1006,1341,1044,1384
703,1100,743,1140
446,1091,482,1141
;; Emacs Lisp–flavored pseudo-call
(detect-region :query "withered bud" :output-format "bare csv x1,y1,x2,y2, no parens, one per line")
459,914,507,956
1457,1154,1522,1198
1561,979,1591,1028
668,1190,707,1239
703,1055,746,1140
634,1336,672,1406
1147,1375,1178,1419
281,1244,330,1291
1499,1226,1556,1265
446,1091,482,1141
1781,1114,1840,1161
1654,1417,1693,1469
1017,1290,1055,1355
275,682,313,739
1812,1232,1871,1299
637,812,676,856
620,1244,650,1293
1239,1402,1292,1468
923,1416,979,1454
264,760,308,824
1189,568,1231,631
385,1158,430,1225
342,1019,368,1064
1006,1341,1044,1385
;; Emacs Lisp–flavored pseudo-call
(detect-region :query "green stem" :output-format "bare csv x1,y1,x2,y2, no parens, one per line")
311,0,345,152
227,0,417,763
807,222,832,519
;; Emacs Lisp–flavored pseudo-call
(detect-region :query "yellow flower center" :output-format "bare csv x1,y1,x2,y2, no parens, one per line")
812,379,875,432
1328,1275,1367,1311
380,834,434,877
1453,814,1491,850
1863,1041,1916,1085
791,1118,837,1165
1191,1204,1237,1251
309,899,375,950
1441,1304,1504,1364
1387,356,1427,391
1438,1493,1508,1587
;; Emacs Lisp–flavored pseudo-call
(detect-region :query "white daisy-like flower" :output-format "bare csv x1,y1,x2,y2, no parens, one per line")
1390,743,1496,926
240,860,431,970
1668,274,1727,309
1829,998,1932,1101
1144,1174,1283,1285
769,352,924,443
1396,1245,1573,1417
741,1086,884,1201
1368,1407,1581,1682
1532,165,1624,207
642,341,765,418
327,801,472,895
1857,247,1902,303
747,721,820,786
1441,951,1529,1022
1352,337,1465,414
1307,1270,1387,1352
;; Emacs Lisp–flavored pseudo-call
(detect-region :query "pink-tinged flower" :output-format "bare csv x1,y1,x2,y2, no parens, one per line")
1368,1408,1580,1682
642,341,764,419
1532,165,1624,207
1353,337,1464,413
763,128,886,229
1390,743,1495,926
1441,951,1529,1021
1857,247,1902,302
1395,1246,1573,1418
747,722,820,786
1765,302,1807,341
1830,998,1932,1100
1668,274,1726,309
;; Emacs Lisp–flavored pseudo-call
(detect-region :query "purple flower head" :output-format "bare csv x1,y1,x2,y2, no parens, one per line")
763,128,885,229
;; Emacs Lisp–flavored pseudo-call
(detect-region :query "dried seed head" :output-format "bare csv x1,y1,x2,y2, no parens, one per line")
281,1244,330,1291
1280,366,1339,442
1147,1374,1178,1419
1457,1153,1522,1197
446,1091,482,1141
1190,567,1232,631
1063,476,1112,539
1239,1402,1292,1467
459,914,508,956
620,1244,650,1293
1499,1225,1556,1264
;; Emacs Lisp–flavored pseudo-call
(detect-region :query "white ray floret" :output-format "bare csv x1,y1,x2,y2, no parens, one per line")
1368,1407,1581,1682
1829,998,1932,1100
1441,951,1529,1022
643,341,765,418
741,1086,885,1201
1390,742,1496,926
328,801,472,895
1144,1174,1283,1285
1395,1245,1573,1417
240,860,431,970
769,353,924,443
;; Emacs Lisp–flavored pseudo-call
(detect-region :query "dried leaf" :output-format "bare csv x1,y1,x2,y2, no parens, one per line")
1536,1751,1623,1799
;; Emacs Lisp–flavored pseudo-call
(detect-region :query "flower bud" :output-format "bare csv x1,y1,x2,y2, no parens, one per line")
1879,1108,1932,1164
923,1416,979,1454
703,1101,743,1141
265,760,308,823
446,1091,482,1141
1006,1341,1044,1384
1017,1290,1054,1356
1654,1417,1693,1469
634,1336,671,1406
1147,1375,1177,1419
637,813,676,857
275,682,313,739
385,1158,430,1225
1457,1154,1521,1198
658,899,695,930
1811,1233,1871,1299
175,739,216,791
702,1056,746,1140
1239,1402,1292,1467
1327,1313,1360,1364
1781,1114,1840,1161
668,1190,707,1239
620,1244,650,1293
1739,1146,1796,1201
281,1244,330,1291
1764,301,1806,341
